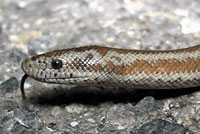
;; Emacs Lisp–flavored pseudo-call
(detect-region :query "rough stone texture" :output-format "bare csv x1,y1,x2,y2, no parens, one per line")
130,119,186,134
0,0,200,133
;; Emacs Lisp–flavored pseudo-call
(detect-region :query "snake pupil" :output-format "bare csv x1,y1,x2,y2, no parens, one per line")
51,59,62,69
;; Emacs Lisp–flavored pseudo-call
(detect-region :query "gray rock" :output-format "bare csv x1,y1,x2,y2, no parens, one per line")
130,119,186,134
12,108,44,132
134,96,156,112
0,77,19,96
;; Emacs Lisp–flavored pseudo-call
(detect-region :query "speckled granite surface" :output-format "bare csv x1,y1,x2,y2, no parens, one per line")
0,0,200,133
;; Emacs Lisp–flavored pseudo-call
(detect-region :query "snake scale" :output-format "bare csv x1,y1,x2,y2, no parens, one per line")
21,45,200,98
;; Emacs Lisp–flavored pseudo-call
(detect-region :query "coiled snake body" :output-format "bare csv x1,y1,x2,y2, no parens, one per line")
21,45,200,98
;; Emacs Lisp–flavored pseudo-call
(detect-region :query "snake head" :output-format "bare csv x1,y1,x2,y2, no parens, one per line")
21,46,105,85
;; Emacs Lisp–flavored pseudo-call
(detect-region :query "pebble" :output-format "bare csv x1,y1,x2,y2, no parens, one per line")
181,18,200,34
87,118,95,123
70,121,78,127
134,96,156,112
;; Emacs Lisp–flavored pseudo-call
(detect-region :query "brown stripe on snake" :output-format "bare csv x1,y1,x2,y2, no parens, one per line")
20,45,200,99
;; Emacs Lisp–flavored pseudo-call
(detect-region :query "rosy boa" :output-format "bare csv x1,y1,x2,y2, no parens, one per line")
20,45,200,98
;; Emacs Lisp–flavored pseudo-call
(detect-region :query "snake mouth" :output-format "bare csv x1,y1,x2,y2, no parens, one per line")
20,74,91,99
20,75,91,99
34,71,93,82
36,76,91,84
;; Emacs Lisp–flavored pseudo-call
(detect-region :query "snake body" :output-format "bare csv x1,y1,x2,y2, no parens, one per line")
21,45,200,96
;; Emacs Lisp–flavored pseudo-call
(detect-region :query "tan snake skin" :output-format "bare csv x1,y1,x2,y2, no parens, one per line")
21,45,200,89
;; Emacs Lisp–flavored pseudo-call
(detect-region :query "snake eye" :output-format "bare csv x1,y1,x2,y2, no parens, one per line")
51,59,62,69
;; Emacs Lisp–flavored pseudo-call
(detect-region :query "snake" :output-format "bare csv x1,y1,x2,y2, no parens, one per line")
20,45,200,99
